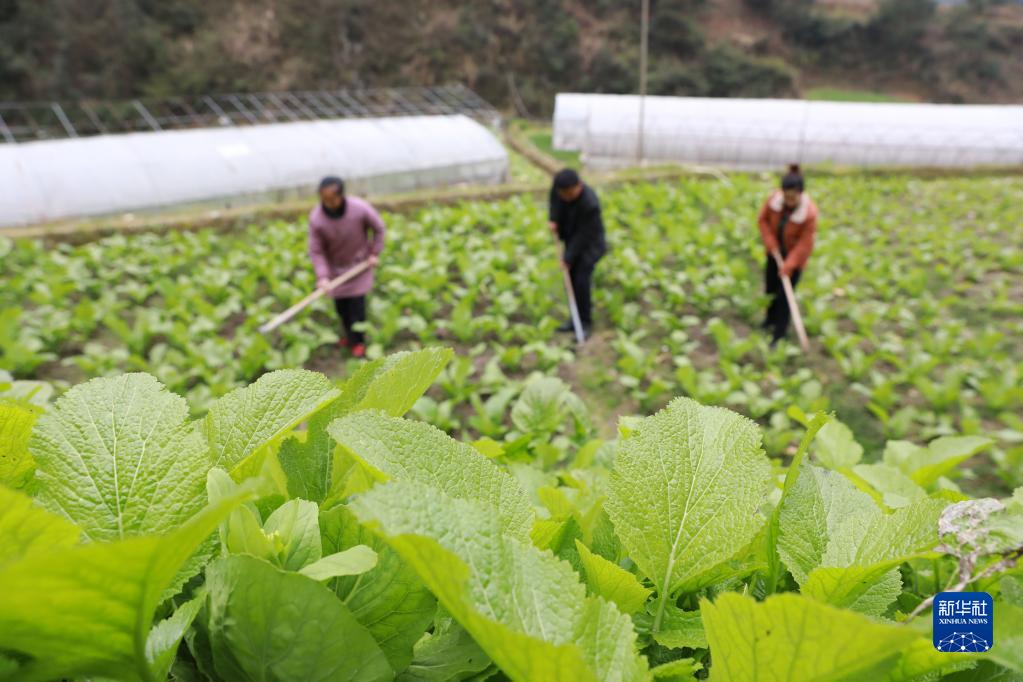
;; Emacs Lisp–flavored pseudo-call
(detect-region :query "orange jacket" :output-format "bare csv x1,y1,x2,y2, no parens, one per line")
758,191,818,271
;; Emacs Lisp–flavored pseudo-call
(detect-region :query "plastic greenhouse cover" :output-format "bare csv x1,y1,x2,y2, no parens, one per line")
0,114,508,227
553,94,1023,170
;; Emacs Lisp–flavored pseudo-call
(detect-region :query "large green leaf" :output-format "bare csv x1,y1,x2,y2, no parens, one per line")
0,398,40,488
321,505,436,674
763,411,829,594
883,638,978,681
985,600,1023,673
813,419,863,470
605,398,770,617
202,369,340,473
850,463,926,509
333,348,452,417
639,601,706,650
205,554,392,682
399,615,493,681
649,658,701,681
0,481,252,682
30,373,211,541
574,539,651,615
700,592,921,681
803,498,948,613
280,347,452,505
328,411,533,538
777,464,879,585
0,485,79,565
279,404,341,504
146,593,205,682
884,436,993,488
352,480,648,682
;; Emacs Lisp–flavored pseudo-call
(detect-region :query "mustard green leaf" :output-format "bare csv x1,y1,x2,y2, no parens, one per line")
333,348,452,418
202,369,340,473
352,480,648,682
299,545,378,582
328,411,533,538
278,408,338,504
145,593,204,682
907,436,994,487
700,592,920,682
777,464,878,585
984,600,1023,673
605,398,771,604
813,419,863,470
643,600,707,650
850,463,926,509
30,373,210,541
803,497,948,614
883,637,978,681
574,539,652,615
0,484,251,682
321,505,437,674
0,398,40,488
205,554,392,682
399,616,493,681
0,485,80,566
649,658,701,681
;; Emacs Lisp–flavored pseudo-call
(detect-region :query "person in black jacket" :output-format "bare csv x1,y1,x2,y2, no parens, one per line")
548,168,607,334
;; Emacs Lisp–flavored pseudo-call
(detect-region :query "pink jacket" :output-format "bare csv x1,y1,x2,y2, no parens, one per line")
308,197,386,298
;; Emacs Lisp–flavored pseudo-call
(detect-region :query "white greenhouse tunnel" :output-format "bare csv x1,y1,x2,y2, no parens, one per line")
0,114,509,228
553,93,1023,170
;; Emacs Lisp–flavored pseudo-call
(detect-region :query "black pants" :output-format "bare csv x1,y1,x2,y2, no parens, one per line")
764,257,801,342
569,260,596,325
333,296,367,345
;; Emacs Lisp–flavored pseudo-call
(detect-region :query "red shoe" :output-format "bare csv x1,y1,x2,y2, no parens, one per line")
338,338,351,348
351,343,366,358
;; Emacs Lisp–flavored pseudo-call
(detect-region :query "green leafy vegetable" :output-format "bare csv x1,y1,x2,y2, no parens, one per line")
0,398,40,488
204,554,392,682
0,479,252,682
328,411,534,538
352,479,648,681
606,398,770,627
30,373,210,541
202,369,340,473
700,592,922,681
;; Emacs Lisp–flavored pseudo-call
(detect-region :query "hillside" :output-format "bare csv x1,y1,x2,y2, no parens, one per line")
1,0,1021,112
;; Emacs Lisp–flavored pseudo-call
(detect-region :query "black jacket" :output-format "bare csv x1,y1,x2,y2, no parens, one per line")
549,184,607,267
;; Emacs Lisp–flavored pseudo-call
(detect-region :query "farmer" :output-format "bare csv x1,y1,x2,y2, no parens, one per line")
548,168,607,335
757,164,817,345
308,176,385,358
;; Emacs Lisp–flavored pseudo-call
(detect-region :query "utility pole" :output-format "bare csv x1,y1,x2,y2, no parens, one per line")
638,0,650,165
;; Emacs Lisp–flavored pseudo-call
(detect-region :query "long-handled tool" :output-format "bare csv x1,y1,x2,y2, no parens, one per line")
554,233,586,344
772,250,809,352
258,260,371,334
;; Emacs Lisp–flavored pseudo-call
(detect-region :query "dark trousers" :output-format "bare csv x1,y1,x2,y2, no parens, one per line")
764,257,801,342
569,260,596,325
333,296,367,345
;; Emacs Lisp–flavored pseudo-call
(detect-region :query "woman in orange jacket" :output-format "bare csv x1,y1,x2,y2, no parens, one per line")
757,164,817,345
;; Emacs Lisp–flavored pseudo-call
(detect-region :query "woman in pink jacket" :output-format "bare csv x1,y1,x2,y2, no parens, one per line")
308,176,385,358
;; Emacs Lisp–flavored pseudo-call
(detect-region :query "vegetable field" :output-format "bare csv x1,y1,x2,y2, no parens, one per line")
2,350,1022,680
2,175,1022,489
2,173,1023,680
